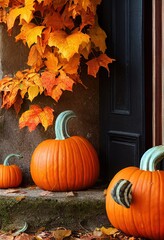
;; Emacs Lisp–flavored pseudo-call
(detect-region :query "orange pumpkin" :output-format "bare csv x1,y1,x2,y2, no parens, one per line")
30,110,100,191
0,154,22,188
106,145,164,240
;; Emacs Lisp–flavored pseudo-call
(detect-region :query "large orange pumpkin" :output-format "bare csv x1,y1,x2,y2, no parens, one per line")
106,145,164,240
30,110,100,191
0,154,22,188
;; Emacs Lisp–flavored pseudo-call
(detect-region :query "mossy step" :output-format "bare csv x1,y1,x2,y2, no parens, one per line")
0,187,109,232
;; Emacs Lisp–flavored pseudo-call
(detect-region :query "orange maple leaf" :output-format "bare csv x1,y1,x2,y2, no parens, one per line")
27,44,44,71
89,24,107,53
0,0,9,8
41,70,74,102
19,105,54,131
86,54,114,78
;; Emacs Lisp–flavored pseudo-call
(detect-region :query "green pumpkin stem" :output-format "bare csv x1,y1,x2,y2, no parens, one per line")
3,154,23,166
55,110,76,140
111,179,132,208
140,145,164,171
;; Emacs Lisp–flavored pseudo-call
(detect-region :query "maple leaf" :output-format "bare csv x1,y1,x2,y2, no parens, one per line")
19,105,54,131
41,70,74,102
52,0,68,8
86,53,114,77
26,26,45,48
0,8,7,23
48,30,90,60
63,54,80,75
43,12,64,31
0,77,21,109
0,0,9,8
80,9,95,31
51,70,75,102
7,0,35,30
43,50,59,73
89,24,107,53
41,71,58,95
27,44,44,71
15,23,36,44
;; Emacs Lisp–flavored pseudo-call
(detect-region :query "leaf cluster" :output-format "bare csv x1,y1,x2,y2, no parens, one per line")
0,0,113,131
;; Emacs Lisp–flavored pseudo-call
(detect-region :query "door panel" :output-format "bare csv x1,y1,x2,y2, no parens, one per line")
99,0,152,181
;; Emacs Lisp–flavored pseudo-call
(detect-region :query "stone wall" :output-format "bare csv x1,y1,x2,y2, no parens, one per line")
0,25,99,186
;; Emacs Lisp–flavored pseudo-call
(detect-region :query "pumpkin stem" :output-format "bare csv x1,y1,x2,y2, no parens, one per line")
111,179,132,208
140,145,164,171
55,110,76,140
3,154,23,166
12,222,28,236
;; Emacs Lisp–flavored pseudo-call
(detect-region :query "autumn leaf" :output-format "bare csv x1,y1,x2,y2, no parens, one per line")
89,24,107,53
7,0,35,30
19,105,54,131
27,44,44,71
100,226,118,235
52,229,71,240
15,23,37,44
0,0,112,131
41,70,74,102
28,85,40,101
63,54,80,75
26,26,45,48
0,0,9,8
86,53,114,77
48,31,90,60
43,50,59,73
43,12,64,31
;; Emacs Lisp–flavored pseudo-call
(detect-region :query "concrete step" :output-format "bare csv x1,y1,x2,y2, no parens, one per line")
0,186,109,232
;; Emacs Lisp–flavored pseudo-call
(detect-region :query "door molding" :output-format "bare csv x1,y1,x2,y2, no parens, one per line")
152,0,163,145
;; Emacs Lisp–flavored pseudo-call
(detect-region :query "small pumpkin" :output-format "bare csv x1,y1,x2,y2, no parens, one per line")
106,145,164,240
30,110,100,191
0,154,22,188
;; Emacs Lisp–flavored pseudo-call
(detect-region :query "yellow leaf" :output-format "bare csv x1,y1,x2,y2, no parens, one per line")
15,23,36,44
48,31,90,60
26,26,45,47
28,85,39,101
52,229,71,240
100,226,118,236
7,0,35,30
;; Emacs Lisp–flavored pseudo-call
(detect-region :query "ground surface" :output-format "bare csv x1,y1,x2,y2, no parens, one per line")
0,186,147,240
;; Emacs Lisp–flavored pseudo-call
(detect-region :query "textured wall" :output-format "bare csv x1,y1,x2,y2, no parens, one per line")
0,25,99,185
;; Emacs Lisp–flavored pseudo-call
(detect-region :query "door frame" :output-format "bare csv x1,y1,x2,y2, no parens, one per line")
152,0,164,145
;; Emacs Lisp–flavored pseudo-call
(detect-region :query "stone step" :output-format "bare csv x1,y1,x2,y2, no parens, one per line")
0,187,109,233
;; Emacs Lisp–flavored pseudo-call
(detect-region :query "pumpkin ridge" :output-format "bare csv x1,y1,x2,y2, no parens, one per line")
136,170,152,238
130,170,146,237
158,170,164,239
150,171,160,239
70,137,85,189
60,140,68,191
65,138,76,190
52,140,61,191
46,142,55,191
74,136,99,185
